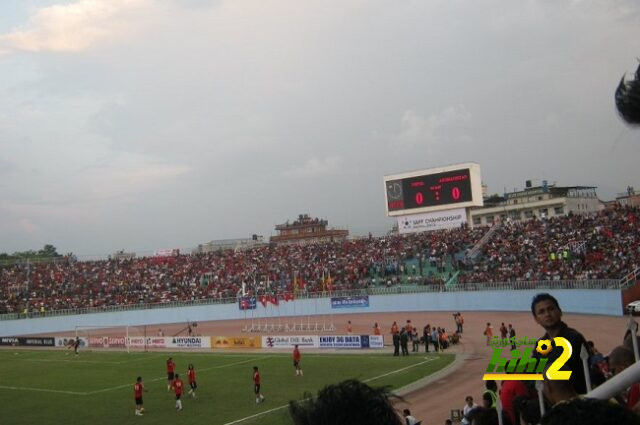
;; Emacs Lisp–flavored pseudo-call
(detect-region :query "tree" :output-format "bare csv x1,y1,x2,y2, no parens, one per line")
0,245,62,264
38,244,60,258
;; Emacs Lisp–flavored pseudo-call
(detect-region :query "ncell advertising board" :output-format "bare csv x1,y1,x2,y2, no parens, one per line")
126,337,167,349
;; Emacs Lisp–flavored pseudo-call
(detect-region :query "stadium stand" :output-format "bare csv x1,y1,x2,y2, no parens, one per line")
1,206,638,316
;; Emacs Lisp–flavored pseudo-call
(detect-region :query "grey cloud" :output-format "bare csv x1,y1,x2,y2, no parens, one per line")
0,159,17,174
0,0,639,255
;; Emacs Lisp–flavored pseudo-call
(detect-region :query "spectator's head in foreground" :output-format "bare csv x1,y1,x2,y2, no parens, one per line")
289,379,403,425
608,345,635,376
513,396,541,425
543,377,578,406
541,397,640,425
466,407,498,425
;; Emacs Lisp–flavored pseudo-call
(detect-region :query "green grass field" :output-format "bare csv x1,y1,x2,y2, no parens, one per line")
0,349,453,425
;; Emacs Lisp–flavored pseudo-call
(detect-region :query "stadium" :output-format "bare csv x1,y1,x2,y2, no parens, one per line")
2,162,640,425
2,2,640,425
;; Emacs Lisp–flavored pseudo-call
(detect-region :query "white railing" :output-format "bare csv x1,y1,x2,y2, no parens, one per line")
586,360,640,399
567,240,587,255
466,222,501,260
620,266,640,289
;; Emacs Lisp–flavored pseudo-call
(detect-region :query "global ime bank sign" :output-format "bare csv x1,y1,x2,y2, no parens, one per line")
483,337,573,381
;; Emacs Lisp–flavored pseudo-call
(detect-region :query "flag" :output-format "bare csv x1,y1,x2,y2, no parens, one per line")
238,296,256,310
293,274,298,291
284,292,294,302
326,272,333,292
259,295,268,308
270,295,279,306
299,276,306,290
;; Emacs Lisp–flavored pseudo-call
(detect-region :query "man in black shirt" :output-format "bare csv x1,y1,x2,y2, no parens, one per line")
74,336,80,355
531,293,589,394
392,332,400,356
508,324,517,350
400,329,409,356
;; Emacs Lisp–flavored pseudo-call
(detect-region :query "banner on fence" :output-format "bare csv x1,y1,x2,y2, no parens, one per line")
212,336,262,349
361,335,384,348
88,336,127,348
0,337,55,347
55,337,88,348
166,336,211,349
238,296,257,310
330,295,369,309
80,335,208,349
126,337,167,349
318,335,384,349
261,335,319,348
0,337,20,346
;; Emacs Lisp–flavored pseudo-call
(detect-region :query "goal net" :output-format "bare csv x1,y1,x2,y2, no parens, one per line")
74,325,151,353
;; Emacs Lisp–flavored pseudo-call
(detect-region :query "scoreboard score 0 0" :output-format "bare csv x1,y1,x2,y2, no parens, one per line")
384,163,483,216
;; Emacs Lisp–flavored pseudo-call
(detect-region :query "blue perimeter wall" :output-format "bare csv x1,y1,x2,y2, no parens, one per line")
1,289,623,336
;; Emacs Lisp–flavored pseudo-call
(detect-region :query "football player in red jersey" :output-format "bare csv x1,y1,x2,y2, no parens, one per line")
133,376,147,416
171,373,184,411
166,357,176,391
293,345,303,376
187,363,197,398
253,366,264,403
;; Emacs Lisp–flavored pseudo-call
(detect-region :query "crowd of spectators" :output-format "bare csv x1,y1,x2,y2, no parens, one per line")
0,227,483,314
458,205,640,283
0,206,638,315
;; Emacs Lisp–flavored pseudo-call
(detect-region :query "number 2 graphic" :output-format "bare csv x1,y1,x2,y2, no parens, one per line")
546,337,573,380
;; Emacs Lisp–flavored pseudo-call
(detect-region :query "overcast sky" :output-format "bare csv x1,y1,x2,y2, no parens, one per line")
0,0,639,258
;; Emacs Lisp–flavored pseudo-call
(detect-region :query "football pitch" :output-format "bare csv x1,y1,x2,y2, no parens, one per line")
0,349,453,425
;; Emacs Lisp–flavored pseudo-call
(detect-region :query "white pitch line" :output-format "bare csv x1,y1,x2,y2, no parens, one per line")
116,355,164,365
201,356,268,372
363,357,437,383
222,404,291,425
86,356,268,395
19,353,163,365
86,383,133,395
221,357,438,425
24,358,122,365
0,355,267,397
0,385,85,395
